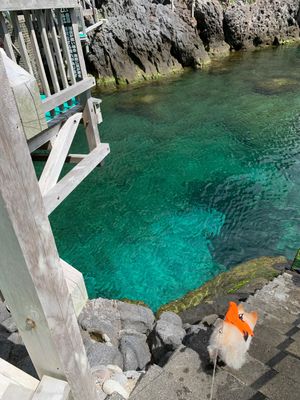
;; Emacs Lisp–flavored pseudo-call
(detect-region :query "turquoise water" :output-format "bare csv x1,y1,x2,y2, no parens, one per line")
49,46,300,310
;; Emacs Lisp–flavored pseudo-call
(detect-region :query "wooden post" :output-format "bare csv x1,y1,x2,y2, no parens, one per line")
191,0,195,19
0,52,98,400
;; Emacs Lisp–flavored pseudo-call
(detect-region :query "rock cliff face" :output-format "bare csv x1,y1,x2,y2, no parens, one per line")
224,0,300,50
88,0,300,86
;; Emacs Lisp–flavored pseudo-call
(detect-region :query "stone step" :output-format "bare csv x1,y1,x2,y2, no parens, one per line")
131,347,258,400
130,365,162,398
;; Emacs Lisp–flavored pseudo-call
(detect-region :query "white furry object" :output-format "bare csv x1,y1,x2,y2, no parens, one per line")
207,304,258,370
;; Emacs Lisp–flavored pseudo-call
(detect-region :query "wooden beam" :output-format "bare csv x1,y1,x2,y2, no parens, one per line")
0,13,16,62
56,10,76,86
24,11,51,97
36,10,60,94
0,358,39,392
32,153,90,165
32,376,70,400
70,9,87,78
85,20,106,34
42,77,95,113
82,91,101,150
0,50,98,400
43,143,110,215
0,1,81,11
39,113,82,196
0,373,35,400
28,124,61,153
10,12,33,75
61,259,88,317
47,10,69,90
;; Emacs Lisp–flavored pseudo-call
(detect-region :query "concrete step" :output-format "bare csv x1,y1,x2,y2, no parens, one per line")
130,365,162,398
131,347,258,400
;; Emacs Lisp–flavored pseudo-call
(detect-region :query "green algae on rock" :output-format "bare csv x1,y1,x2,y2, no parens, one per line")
157,256,287,316
254,78,300,95
291,249,300,272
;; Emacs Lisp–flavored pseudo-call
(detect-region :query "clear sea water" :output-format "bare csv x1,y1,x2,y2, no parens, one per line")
48,46,300,311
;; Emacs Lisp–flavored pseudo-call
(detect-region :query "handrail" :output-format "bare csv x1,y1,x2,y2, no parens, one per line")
0,1,81,11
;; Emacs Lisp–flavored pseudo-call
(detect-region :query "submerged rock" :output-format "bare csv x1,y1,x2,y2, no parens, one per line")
254,77,300,95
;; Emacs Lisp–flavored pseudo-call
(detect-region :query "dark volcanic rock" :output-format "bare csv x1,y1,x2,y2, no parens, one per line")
89,1,300,86
88,0,209,85
194,0,230,55
224,0,300,50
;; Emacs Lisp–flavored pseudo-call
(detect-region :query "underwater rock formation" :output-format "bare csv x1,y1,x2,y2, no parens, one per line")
88,0,300,86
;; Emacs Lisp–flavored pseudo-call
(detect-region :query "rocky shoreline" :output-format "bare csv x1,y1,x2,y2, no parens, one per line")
0,255,294,399
87,0,300,87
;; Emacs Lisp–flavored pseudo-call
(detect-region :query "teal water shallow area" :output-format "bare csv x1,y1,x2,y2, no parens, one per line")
48,46,300,311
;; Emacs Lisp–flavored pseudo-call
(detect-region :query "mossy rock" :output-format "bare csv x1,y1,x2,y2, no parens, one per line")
157,256,287,317
119,298,150,309
291,249,300,272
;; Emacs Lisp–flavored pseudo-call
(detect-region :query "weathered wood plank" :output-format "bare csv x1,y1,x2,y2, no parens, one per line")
0,358,39,391
42,77,95,113
43,143,110,215
82,92,101,150
0,1,80,11
10,12,33,75
0,13,16,62
24,11,51,96
0,51,98,400
36,10,60,94
56,11,76,86
0,374,35,400
28,124,61,153
61,259,88,317
47,10,69,90
39,113,82,195
70,9,87,78
32,376,70,400
85,20,106,34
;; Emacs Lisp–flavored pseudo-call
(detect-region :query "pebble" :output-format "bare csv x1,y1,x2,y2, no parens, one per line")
103,379,129,399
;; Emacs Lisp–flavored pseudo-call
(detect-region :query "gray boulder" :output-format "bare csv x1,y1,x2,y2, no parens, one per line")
149,311,185,363
79,299,121,345
120,331,151,371
0,337,12,361
0,302,10,324
118,302,155,335
87,342,123,369
79,298,155,346
156,312,185,347
1,316,18,333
